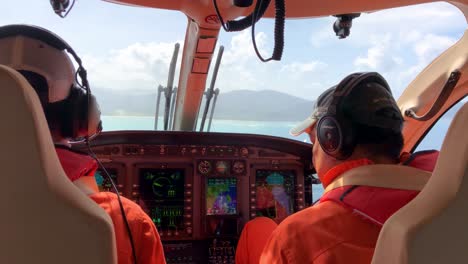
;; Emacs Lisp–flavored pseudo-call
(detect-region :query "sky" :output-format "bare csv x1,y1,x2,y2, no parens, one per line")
1,1,467,103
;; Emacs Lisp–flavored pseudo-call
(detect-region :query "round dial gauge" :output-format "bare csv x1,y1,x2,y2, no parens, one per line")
215,160,230,174
232,161,246,174
198,160,212,175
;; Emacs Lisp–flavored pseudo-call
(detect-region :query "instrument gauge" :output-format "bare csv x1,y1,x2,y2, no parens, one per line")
215,160,230,174
198,160,212,175
232,161,246,174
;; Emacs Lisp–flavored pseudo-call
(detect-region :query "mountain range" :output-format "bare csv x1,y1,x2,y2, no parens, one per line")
92,88,314,122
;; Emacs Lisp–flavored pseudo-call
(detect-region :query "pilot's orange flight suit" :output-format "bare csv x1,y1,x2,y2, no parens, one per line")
55,146,166,264
235,217,278,264
90,192,166,264
259,159,422,264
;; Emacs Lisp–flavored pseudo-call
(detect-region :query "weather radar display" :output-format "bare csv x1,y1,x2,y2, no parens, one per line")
206,178,237,215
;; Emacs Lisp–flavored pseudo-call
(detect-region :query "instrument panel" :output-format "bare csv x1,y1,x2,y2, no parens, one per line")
78,131,315,264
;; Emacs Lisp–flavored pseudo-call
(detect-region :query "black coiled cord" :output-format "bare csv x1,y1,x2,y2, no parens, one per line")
251,0,284,62
225,0,271,31
213,0,285,62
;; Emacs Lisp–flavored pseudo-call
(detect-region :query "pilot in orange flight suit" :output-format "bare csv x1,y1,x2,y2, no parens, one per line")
259,72,419,264
57,144,166,264
0,24,166,264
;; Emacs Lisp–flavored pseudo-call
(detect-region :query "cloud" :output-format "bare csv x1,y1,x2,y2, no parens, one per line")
83,30,277,96
280,61,328,82
309,2,464,49
80,2,464,105
83,41,184,92
354,35,390,69
215,30,328,98
414,34,457,60
351,3,465,44
400,34,457,82
223,30,268,65
343,2,464,98
215,31,269,90
281,61,327,74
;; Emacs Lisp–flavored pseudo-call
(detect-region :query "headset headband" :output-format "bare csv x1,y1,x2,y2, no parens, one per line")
0,24,69,51
0,24,87,86
325,72,391,117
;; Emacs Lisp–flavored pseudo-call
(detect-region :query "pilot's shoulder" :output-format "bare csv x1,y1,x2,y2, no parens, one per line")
283,201,348,225
90,192,149,222
262,202,353,263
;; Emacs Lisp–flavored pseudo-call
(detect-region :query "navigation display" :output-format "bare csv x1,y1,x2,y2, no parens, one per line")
255,170,295,222
139,169,185,232
95,168,118,192
206,178,237,215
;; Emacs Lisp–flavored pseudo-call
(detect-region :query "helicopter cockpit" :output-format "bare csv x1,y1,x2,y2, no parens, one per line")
0,0,467,263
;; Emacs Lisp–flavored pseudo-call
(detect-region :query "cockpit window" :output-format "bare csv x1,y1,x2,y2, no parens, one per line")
3,1,465,142
415,98,467,152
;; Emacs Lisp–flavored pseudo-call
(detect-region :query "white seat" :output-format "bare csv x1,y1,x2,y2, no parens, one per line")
372,102,468,264
0,65,117,264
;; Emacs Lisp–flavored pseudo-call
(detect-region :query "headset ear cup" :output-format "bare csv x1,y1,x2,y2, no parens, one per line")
317,116,342,157
317,115,356,160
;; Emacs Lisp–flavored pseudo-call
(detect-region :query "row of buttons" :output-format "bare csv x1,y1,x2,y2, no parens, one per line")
184,183,193,236
123,145,249,157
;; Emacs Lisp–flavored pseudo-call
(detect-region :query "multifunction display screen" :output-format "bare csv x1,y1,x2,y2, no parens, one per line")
206,178,237,215
255,170,295,222
139,169,185,232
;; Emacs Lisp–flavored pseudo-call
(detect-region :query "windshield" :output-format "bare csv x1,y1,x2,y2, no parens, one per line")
3,1,466,143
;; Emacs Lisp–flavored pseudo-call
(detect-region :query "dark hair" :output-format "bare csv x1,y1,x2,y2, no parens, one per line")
353,122,404,162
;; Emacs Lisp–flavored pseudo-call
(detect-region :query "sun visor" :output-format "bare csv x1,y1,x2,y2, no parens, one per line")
0,35,74,102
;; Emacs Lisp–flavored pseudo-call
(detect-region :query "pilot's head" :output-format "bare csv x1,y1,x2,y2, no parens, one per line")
0,24,102,142
290,72,404,184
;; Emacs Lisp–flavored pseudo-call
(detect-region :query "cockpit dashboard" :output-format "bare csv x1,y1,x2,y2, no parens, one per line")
77,131,315,263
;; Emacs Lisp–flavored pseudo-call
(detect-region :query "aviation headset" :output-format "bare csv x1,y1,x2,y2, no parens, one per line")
0,24,101,141
316,72,393,160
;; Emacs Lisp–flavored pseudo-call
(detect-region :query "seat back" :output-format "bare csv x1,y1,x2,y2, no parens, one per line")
0,65,117,264
372,102,468,264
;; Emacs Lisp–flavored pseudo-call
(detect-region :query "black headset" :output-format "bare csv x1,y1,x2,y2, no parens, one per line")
316,72,392,160
0,24,101,141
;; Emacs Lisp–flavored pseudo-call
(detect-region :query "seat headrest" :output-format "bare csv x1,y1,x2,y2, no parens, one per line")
0,64,116,264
